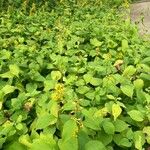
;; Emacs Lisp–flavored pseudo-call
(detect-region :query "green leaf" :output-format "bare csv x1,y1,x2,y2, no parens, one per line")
126,129,134,140
75,79,85,86
30,134,56,150
78,131,90,150
58,119,78,150
44,80,55,91
62,102,76,111
114,119,128,132
98,131,113,146
62,119,78,141
121,84,134,98
19,135,32,148
59,137,78,150
85,91,95,100
0,137,6,149
0,72,13,78
133,79,144,90
90,77,102,86
83,117,102,130
107,95,115,100
112,104,122,121
143,126,150,136
85,140,106,150
90,38,103,47
2,85,15,95
9,64,20,77
123,65,136,77
0,50,11,60
3,141,27,150
83,74,92,84
122,39,128,51
36,113,57,129
119,138,132,147
76,86,90,94
133,131,145,150
32,72,45,82
49,100,59,117
128,110,144,122
51,71,62,80
26,83,37,93
102,121,115,135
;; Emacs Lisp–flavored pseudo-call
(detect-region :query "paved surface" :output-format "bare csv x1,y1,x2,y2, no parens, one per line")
130,1,150,35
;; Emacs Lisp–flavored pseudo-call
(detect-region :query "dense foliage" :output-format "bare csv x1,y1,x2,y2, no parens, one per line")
0,1,150,150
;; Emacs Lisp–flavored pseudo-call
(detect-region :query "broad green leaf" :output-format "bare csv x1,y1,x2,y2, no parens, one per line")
94,107,108,117
36,113,57,129
140,72,150,81
9,64,20,77
62,119,78,141
107,146,113,150
30,134,56,150
120,84,134,98
114,119,128,132
122,39,128,51
123,65,136,77
90,77,102,86
98,131,113,146
76,86,90,94
139,64,150,73
3,141,27,150
75,79,85,86
112,104,122,121
16,123,23,130
0,137,6,149
26,83,37,93
133,79,144,90
79,99,90,107
107,95,115,100
141,57,150,65
32,72,45,82
58,137,78,150
102,121,115,135
58,119,78,150
0,102,2,110
113,134,123,146
64,75,77,85
78,131,90,150
62,102,76,111
49,100,59,117
85,91,95,100
19,135,32,148
51,71,62,80
107,40,117,48
126,129,134,140
0,72,13,78
2,85,15,95
44,80,55,91
90,38,102,47
83,117,102,130
89,50,97,57
0,50,11,60
85,140,106,150
83,74,92,84
128,110,144,122
143,126,150,136
133,131,145,150
119,138,132,147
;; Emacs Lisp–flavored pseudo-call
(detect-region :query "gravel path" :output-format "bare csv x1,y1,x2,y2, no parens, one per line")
131,1,150,35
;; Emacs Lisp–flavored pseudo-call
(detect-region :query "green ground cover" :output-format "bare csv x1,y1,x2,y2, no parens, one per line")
0,0,150,149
